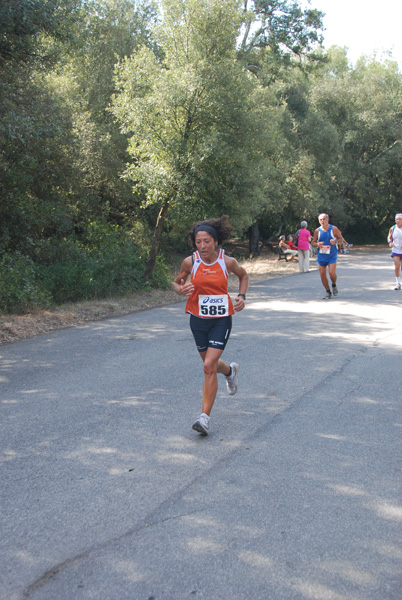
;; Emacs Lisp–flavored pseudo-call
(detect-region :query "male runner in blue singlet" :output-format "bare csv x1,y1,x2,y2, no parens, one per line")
312,213,342,299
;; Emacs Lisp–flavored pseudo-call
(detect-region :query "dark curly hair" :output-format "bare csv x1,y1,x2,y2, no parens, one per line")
189,215,234,247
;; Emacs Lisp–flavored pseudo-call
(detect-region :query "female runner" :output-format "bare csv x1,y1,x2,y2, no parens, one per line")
173,216,249,435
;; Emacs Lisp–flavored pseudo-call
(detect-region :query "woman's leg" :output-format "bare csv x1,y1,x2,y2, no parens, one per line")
298,250,304,272
305,250,310,272
199,348,227,416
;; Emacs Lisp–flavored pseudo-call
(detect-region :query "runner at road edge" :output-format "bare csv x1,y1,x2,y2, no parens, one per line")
312,213,342,299
387,213,402,290
173,215,249,436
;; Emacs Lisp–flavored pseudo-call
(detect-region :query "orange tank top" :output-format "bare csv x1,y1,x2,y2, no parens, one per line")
185,249,234,318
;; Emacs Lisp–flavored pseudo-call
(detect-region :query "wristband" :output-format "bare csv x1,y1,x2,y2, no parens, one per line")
237,293,246,300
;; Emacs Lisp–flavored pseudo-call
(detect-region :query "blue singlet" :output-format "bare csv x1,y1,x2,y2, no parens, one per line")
317,224,338,266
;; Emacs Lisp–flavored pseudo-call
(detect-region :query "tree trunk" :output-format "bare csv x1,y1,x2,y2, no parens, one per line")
248,222,260,258
144,200,170,281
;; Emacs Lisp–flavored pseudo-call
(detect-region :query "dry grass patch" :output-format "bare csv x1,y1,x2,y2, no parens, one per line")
0,251,307,345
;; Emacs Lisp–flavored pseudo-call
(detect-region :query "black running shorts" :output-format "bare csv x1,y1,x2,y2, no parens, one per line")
189,314,232,353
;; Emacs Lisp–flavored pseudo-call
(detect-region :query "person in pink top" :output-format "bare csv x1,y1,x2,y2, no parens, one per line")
296,221,312,272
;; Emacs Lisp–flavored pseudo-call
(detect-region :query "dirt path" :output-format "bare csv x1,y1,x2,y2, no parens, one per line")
0,249,307,345
3,244,382,345
0,245,386,345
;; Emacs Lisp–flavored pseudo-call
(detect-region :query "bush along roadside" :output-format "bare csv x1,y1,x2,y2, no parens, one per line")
0,224,169,314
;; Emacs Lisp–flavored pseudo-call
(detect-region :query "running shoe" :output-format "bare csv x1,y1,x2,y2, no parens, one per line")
332,285,338,296
323,290,332,300
225,362,239,395
192,413,209,435
394,284,401,290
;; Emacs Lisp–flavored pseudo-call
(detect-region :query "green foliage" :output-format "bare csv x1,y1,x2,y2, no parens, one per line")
35,222,166,304
0,0,80,66
0,252,51,313
147,254,171,289
238,0,325,72
308,54,402,232
0,223,169,313
0,69,76,254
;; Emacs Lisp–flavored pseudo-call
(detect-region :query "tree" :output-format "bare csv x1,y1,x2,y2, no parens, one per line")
238,0,324,74
50,0,158,226
112,0,276,278
0,0,82,255
0,0,79,66
234,0,325,245
0,0,159,258
309,50,402,237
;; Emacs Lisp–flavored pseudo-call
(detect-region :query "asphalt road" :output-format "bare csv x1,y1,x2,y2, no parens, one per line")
1,248,401,600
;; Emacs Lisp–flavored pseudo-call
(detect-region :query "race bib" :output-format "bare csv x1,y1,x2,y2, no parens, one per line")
198,295,229,318
319,245,331,254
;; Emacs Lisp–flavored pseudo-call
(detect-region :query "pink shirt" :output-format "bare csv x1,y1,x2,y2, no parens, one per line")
297,228,311,250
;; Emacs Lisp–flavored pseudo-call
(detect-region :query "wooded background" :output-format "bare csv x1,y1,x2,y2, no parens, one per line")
1,0,401,312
